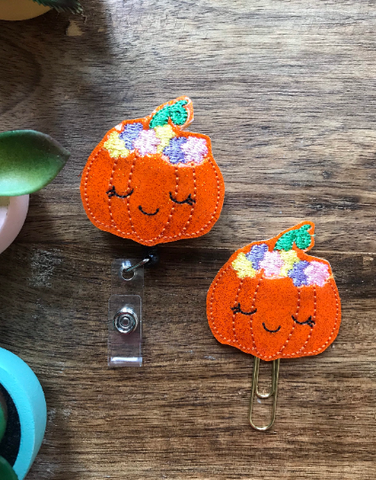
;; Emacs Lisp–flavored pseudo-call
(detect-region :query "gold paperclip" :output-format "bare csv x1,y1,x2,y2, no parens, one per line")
249,356,280,431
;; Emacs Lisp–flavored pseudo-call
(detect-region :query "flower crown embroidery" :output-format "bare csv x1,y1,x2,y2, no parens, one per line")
102,100,208,166
232,224,332,287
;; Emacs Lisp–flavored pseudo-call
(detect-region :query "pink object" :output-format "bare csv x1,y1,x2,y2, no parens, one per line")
305,261,330,287
181,137,208,164
259,250,284,277
0,195,29,254
133,129,160,156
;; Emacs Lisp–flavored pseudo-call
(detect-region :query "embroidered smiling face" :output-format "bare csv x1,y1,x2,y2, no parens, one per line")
80,97,225,246
207,222,341,361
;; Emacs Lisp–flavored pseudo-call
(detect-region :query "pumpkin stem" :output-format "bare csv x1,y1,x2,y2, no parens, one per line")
149,98,192,129
274,224,313,252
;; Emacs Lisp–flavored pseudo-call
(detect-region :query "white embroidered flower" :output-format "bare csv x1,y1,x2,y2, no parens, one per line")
134,129,160,156
181,137,208,164
259,251,284,278
305,261,330,287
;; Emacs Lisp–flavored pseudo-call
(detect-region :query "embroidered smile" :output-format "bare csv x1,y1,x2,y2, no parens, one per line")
138,206,160,216
262,323,281,333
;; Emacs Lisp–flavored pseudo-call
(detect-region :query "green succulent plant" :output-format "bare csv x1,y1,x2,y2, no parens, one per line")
32,0,82,14
0,130,70,197
0,395,18,480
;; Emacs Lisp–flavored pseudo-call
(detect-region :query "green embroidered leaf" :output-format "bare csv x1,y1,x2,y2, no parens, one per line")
294,224,312,249
0,130,70,197
32,0,83,14
168,100,188,126
274,225,313,251
274,230,296,251
149,100,188,128
149,106,171,129
0,457,18,480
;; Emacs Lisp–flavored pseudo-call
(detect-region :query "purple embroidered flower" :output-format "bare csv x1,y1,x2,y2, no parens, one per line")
181,137,208,164
288,260,310,287
305,261,330,287
119,123,144,149
163,137,187,164
246,243,268,270
133,129,160,156
259,251,284,277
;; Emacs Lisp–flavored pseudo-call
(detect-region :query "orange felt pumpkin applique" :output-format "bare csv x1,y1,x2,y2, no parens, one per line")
80,97,225,246
207,222,341,429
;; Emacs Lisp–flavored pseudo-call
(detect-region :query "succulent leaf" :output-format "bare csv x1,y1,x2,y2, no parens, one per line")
32,0,82,14
0,457,18,480
0,130,70,197
0,401,6,442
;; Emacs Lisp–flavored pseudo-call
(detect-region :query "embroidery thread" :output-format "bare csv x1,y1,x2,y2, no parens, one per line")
80,97,225,246
207,221,341,361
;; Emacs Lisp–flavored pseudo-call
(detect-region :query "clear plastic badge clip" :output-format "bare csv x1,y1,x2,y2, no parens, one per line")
108,259,144,368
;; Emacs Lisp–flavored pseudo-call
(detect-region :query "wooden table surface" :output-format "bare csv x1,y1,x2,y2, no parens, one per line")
1,1,375,478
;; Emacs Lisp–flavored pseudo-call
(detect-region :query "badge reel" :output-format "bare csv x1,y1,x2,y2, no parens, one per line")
80,97,225,367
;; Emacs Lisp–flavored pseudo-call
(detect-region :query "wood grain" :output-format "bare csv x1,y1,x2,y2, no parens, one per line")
0,1,375,478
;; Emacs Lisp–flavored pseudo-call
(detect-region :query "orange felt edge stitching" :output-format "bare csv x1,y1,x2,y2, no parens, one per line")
231,277,299,358
180,166,197,237
148,165,180,243
249,276,262,355
82,140,223,245
294,285,316,356
232,278,244,347
125,157,137,236
208,267,340,361
276,286,299,356
110,158,181,244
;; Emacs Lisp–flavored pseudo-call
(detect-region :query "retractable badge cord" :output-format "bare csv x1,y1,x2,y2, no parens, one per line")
80,97,225,367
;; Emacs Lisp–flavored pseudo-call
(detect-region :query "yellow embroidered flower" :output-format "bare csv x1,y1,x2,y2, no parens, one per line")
280,250,300,276
154,124,176,153
103,131,130,159
232,253,257,279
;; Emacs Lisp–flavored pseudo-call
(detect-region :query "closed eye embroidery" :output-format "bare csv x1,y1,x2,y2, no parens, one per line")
231,303,257,316
292,315,315,327
169,192,196,206
107,186,134,199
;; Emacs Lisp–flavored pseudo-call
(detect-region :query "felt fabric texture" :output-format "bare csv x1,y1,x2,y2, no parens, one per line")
80,97,225,246
207,222,341,361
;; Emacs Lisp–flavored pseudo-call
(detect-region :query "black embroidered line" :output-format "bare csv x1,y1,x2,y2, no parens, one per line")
106,186,134,199
138,205,159,216
169,192,196,206
262,322,281,333
231,303,257,316
292,315,315,327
